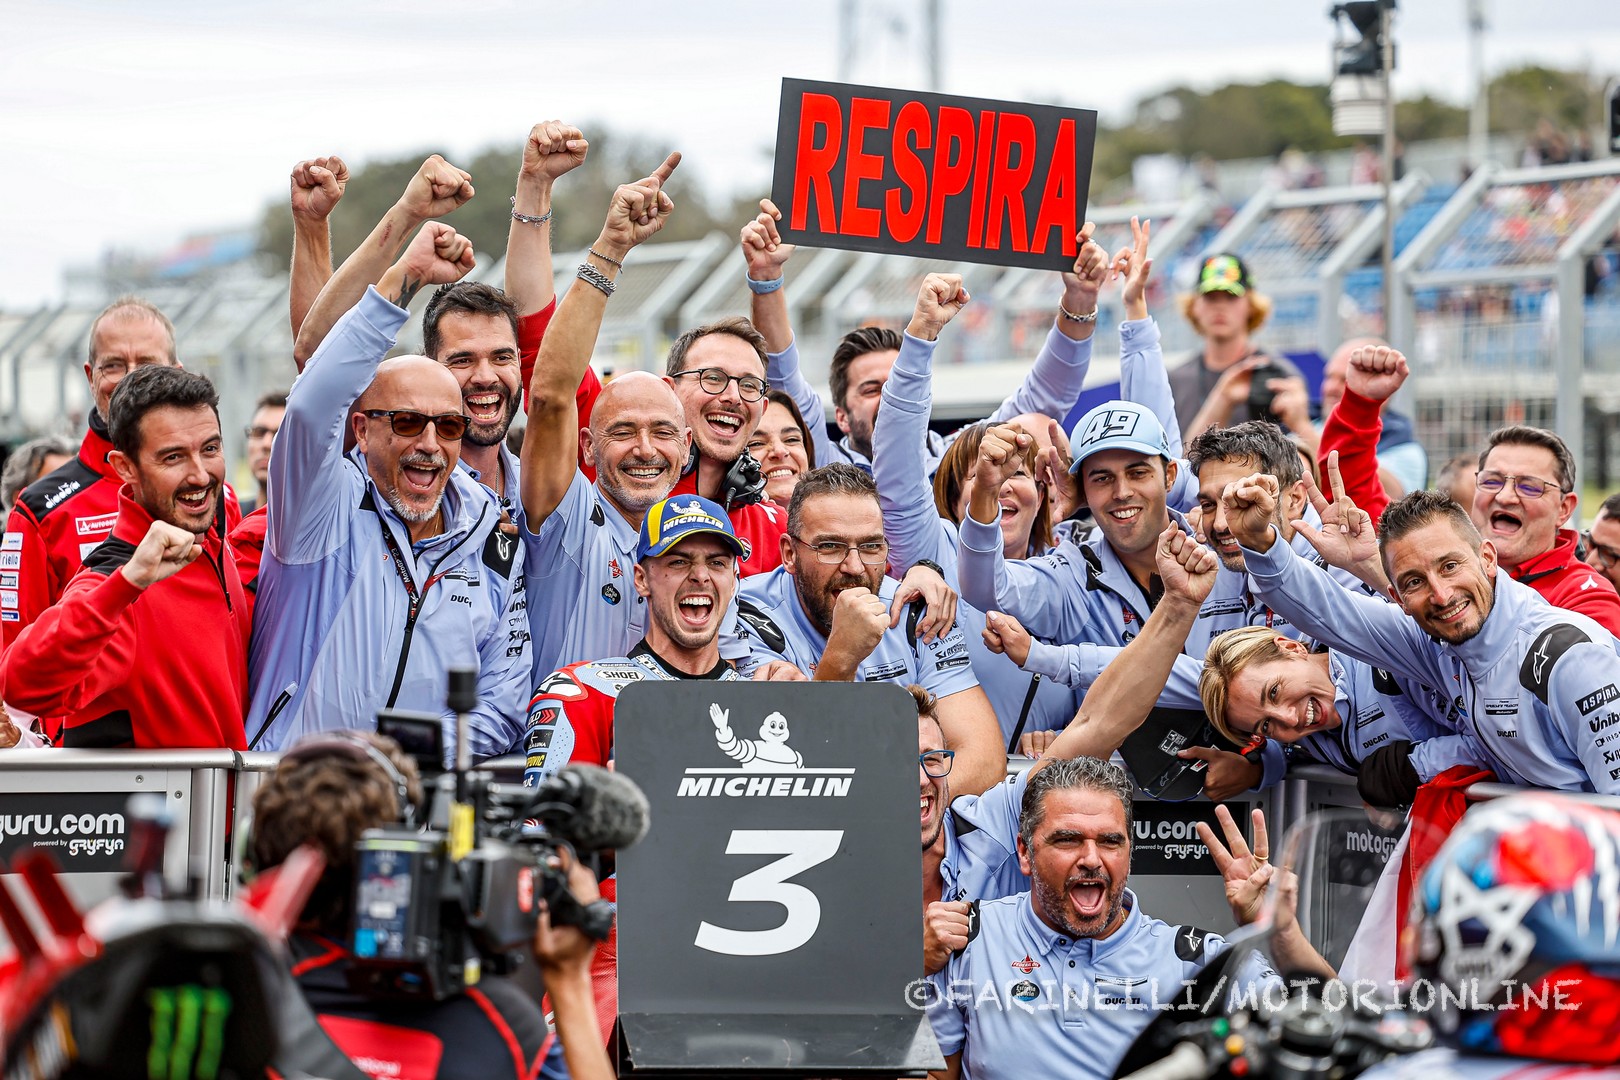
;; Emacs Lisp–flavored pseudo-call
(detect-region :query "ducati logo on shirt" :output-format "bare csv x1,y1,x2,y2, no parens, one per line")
1010,954,1041,974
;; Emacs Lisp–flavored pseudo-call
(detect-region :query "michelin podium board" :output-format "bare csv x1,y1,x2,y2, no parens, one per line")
614,680,940,1076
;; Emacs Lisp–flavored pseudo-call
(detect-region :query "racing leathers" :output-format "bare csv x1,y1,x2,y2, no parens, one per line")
522,640,741,784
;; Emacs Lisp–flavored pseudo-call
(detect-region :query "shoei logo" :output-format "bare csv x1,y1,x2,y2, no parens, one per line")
676,704,854,798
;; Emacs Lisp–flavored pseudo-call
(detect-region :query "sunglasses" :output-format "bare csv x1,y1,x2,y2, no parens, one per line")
363,409,472,441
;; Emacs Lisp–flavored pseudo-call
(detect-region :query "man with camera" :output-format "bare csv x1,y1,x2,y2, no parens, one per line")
250,731,613,1080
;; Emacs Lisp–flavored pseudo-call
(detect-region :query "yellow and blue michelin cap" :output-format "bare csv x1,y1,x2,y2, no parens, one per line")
637,495,746,561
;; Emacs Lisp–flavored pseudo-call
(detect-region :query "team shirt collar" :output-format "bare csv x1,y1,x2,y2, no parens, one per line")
1016,885,1142,962
629,638,732,680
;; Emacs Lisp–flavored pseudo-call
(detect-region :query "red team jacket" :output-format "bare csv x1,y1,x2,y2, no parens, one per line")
1,487,250,748
1321,385,1620,634
3,419,241,647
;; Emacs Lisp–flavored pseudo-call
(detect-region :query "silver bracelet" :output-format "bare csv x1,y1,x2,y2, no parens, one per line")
509,196,553,227
576,263,616,298
1059,302,1099,324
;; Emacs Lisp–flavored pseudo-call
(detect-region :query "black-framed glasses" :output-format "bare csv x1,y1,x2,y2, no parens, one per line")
363,410,472,441
790,534,888,566
1585,531,1620,569
1475,470,1565,500
672,367,767,402
920,749,955,778
245,425,279,440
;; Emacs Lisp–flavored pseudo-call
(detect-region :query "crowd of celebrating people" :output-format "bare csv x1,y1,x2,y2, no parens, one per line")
4,120,1620,1078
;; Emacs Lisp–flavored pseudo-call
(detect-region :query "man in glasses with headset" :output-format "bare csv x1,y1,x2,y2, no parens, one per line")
245,221,532,762
735,462,1008,797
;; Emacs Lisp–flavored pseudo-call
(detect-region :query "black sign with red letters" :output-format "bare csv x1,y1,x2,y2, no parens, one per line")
771,78,1098,271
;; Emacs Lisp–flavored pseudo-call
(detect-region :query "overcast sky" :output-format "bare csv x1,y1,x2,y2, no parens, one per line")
4,0,1618,308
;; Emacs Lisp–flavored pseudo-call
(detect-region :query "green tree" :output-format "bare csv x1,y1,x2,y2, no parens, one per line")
1488,64,1603,133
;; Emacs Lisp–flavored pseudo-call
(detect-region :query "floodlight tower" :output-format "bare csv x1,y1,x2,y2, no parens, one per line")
1330,1,1397,329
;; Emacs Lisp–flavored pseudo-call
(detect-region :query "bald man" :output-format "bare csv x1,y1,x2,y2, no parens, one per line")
518,155,757,676
1318,336,1427,496
246,223,533,761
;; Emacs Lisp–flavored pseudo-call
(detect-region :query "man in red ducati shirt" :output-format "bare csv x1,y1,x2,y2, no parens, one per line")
2,366,250,748
1319,343,1620,634
4,297,239,649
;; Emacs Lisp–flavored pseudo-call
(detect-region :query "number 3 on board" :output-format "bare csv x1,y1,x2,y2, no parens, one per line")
694,830,844,956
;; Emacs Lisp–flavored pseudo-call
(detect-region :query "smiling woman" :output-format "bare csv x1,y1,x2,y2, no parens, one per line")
747,390,815,509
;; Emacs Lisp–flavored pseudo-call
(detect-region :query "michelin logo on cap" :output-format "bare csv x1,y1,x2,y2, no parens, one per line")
637,495,747,561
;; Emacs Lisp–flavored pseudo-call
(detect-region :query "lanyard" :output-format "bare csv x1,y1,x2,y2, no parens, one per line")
375,511,447,610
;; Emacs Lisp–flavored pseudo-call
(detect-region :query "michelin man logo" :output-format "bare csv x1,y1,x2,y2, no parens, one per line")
710,704,804,770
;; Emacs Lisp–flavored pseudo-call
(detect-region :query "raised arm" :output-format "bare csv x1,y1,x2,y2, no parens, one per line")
292,154,475,367
983,224,1105,425
743,200,834,465
271,224,475,563
287,156,348,338
504,120,587,317
871,274,969,570
1034,523,1216,765
519,153,681,526
1224,472,1435,686
1320,344,1408,526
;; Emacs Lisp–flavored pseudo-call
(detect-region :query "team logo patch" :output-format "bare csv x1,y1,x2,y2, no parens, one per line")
1010,980,1040,1003
601,583,621,605
0,573,15,589
1,535,21,551
0,552,20,570
1010,954,1040,974
75,512,117,537
1173,925,1209,962
609,558,622,579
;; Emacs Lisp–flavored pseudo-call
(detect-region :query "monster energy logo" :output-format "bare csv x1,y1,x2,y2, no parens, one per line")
145,986,232,1080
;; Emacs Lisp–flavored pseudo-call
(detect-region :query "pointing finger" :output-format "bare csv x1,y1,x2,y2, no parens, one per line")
651,150,682,185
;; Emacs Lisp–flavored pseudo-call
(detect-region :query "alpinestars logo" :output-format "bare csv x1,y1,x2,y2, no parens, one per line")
676,704,853,798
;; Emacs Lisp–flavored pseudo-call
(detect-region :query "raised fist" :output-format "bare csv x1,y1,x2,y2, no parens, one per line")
290,156,349,223
827,586,889,668
1219,472,1281,552
521,120,589,182
398,222,476,285
1345,345,1410,403
907,273,969,342
397,154,475,221
1154,522,1218,607
976,423,1031,493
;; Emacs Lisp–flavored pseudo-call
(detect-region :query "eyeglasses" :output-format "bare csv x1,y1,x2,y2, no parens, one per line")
791,534,889,566
245,425,279,440
1584,531,1620,569
363,410,472,441
672,367,768,402
919,749,955,778
1475,470,1565,500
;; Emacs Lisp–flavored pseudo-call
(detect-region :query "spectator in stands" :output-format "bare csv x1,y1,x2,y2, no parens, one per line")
245,222,531,760
2,367,249,748
660,317,789,575
4,297,240,649
1322,345,1620,634
736,462,1006,794
741,199,1100,479
745,389,814,509
1318,336,1426,496
1436,453,1476,507
240,391,286,515
0,435,75,521
1583,492,1620,592
522,494,804,784
251,731,613,1080
1171,254,1304,440
924,756,1328,1080
1226,480,1620,795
